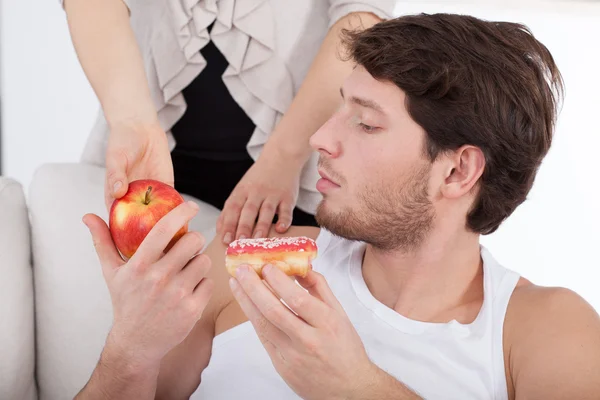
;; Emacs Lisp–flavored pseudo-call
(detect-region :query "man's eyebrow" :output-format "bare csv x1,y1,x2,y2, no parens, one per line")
340,87,384,113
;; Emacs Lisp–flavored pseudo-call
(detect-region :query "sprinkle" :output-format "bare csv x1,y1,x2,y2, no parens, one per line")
226,236,317,255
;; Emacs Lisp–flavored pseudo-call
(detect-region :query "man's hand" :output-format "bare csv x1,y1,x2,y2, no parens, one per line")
83,201,214,366
229,264,421,400
105,121,174,211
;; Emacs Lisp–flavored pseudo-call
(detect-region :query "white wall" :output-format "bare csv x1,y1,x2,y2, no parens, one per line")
0,0,99,188
1,1,599,310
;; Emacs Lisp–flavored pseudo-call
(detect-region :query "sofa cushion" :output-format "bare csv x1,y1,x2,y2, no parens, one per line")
0,177,37,400
28,163,220,400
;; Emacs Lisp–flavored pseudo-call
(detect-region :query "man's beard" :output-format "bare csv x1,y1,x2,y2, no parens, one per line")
315,163,435,252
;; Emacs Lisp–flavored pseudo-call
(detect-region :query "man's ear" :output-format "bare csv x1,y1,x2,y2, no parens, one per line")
440,145,485,199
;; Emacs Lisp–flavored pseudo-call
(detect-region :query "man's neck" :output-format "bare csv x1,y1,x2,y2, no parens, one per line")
361,227,483,324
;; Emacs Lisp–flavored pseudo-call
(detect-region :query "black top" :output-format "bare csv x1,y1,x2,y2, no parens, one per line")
170,24,256,161
170,25,319,227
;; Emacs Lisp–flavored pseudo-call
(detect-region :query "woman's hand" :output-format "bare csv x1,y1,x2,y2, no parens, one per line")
217,151,302,243
105,121,174,211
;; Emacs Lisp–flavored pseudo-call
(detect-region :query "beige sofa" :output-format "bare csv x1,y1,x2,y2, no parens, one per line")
0,163,221,400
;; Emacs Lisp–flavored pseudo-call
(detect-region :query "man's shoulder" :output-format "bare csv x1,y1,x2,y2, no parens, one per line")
507,279,599,332
506,279,600,345
503,279,600,396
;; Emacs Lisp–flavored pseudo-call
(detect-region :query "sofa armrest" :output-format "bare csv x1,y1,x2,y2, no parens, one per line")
0,177,37,400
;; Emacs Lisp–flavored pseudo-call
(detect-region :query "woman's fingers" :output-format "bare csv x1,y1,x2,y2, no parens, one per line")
253,197,279,238
220,194,246,244
235,197,263,240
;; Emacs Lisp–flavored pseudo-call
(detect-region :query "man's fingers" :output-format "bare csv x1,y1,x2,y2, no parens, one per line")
220,195,245,244
176,253,212,293
229,276,289,350
262,265,330,327
105,151,129,200
131,201,199,266
253,197,278,238
158,231,206,277
275,200,293,233
189,277,215,321
235,198,262,240
233,265,309,336
82,213,124,278
296,271,347,317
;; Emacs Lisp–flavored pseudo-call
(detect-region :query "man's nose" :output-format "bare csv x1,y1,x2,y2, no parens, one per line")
309,114,342,158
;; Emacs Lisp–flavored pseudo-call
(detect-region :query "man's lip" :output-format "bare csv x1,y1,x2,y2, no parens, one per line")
318,169,339,186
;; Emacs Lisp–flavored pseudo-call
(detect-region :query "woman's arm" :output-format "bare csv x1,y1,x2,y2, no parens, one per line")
263,11,383,166
63,0,157,128
63,0,174,210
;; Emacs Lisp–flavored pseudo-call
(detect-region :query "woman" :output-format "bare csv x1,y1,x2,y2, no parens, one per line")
61,0,394,243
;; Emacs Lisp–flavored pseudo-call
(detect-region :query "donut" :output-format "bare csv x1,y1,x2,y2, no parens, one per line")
225,236,318,278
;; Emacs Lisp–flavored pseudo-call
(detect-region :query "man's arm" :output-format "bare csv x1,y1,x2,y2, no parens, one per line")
153,237,233,400
75,337,160,400
153,224,322,399
507,286,600,399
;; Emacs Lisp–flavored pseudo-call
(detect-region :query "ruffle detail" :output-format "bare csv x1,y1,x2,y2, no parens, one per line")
150,0,321,213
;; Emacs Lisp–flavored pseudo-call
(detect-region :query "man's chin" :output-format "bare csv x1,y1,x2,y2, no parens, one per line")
315,202,359,240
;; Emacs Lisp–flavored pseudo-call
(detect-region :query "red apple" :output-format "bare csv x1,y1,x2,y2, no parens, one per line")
109,179,188,259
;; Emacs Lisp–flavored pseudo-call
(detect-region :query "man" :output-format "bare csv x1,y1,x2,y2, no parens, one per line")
76,13,600,400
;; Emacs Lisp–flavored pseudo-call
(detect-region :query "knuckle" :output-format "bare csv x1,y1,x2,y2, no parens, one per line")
244,201,260,214
148,270,168,291
171,284,188,302
237,184,252,194
187,231,205,250
314,273,327,287
154,222,171,239
287,350,302,366
288,295,305,310
246,189,264,200
182,297,199,317
128,258,146,274
197,254,212,269
105,169,120,181
262,304,280,324
260,202,276,214
224,199,243,212
323,315,340,336
303,338,319,356
255,316,270,333
237,223,253,234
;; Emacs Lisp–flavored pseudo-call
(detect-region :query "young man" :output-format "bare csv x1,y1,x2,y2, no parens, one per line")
77,13,600,400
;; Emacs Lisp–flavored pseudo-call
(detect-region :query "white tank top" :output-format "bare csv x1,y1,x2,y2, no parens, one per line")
192,229,520,400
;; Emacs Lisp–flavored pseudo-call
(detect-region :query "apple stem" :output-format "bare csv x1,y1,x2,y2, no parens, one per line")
144,186,152,205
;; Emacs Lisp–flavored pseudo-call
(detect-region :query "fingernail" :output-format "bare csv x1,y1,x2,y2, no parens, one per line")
187,201,199,210
235,265,249,278
253,230,263,238
224,233,232,244
278,223,286,230
239,234,247,240
113,181,122,193
263,264,273,276
229,277,239,290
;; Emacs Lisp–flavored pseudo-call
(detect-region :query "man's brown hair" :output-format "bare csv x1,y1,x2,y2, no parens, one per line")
342,13,564,234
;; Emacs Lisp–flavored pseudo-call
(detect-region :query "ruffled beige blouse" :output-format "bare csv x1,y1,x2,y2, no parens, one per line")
60,0,395,214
